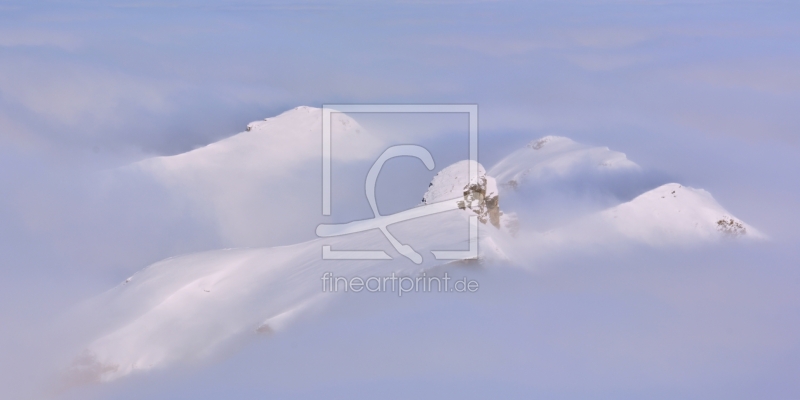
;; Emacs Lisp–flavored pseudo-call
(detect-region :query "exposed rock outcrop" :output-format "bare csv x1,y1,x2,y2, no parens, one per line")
422,160,502,229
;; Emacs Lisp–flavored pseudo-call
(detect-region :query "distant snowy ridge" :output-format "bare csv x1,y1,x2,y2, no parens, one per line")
514,183,765,255
488,135,640,189
487,136,761,244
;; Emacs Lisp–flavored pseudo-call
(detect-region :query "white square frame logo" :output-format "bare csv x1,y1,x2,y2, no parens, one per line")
317,104,479,264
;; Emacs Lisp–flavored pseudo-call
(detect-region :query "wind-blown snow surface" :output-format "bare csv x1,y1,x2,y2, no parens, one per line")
598,183,765,244
128,106,384,247
488,135,640,189
496,183,764,262
64,109,767,394
137,106,379,178
70,155,514,383
68,207,506,383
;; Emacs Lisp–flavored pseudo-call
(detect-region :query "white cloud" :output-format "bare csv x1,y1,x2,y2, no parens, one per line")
0,55,176,127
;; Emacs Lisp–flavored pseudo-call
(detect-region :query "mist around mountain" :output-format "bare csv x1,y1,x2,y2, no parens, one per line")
58,107,768,391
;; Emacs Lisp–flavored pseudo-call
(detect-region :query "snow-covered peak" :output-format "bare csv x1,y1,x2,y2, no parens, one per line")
126,106,386,247
488,135,640,188
600,183,764,244
423,160,504,228
541,183,766,253
423,160,487,204
139,106,377,177
526,135,574,150
245,105,361,135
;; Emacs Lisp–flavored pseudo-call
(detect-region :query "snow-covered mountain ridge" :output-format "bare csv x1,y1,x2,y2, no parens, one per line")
122,106,388,247
68,106,765,385
137,106,379,177
489,135,640,190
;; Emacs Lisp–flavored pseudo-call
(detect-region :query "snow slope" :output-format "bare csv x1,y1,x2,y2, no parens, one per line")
126,106,385,247
486,136,762,248
137,106,380,178
488,135,640,189
599,183,765,244
502,183,766,259
68,206,499,383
